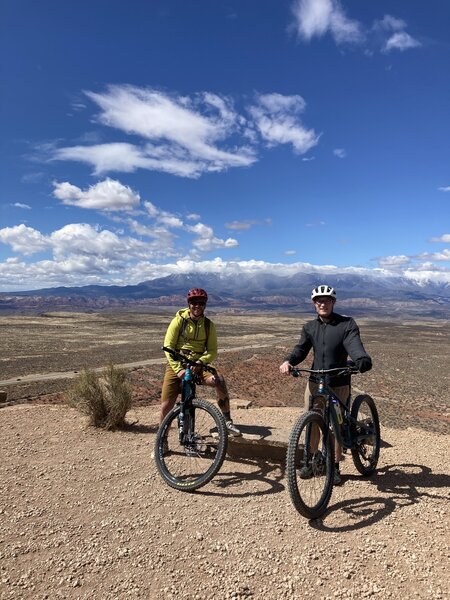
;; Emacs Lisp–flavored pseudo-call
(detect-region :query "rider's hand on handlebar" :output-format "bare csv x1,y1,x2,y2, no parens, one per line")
177,369,186,379
279,361,292,375
191,361,203,375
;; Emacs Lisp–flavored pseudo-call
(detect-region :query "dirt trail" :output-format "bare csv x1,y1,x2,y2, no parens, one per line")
0,344,271,387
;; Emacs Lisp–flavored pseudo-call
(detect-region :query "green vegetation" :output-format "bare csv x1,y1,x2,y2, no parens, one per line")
67,363,132,430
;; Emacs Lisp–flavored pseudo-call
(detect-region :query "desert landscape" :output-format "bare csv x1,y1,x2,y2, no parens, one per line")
1,310,449,599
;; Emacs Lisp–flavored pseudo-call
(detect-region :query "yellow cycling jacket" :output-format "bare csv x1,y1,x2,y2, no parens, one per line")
163,308,218,373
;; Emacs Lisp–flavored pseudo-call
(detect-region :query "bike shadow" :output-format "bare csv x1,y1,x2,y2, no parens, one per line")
310,462,449,532
196,455,286,499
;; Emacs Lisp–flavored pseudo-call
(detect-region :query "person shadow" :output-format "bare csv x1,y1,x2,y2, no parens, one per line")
195,455,286,499
310,462,450,532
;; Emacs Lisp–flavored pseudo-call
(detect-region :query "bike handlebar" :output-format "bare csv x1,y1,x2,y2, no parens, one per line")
290,363,359,378
162,346,217,374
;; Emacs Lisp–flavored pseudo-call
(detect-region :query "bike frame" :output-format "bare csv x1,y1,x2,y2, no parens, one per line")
162,345,217,447
178,366,196,444
308,378,354,450
293,365,363,452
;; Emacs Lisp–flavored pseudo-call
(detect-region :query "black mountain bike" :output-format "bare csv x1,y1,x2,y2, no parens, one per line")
286,364,381,519
154,346,228,492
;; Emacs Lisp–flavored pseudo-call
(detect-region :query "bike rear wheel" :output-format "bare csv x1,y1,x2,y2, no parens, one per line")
350,394,380,476
286,411,334,519
154,398,228,491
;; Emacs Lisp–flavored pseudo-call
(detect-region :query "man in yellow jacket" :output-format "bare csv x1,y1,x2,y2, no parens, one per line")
160,287,241,436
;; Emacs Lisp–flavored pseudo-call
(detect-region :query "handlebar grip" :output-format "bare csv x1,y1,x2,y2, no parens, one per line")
162,346,216,374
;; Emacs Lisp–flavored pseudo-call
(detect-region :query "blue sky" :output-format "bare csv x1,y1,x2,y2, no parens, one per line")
1,0,449,291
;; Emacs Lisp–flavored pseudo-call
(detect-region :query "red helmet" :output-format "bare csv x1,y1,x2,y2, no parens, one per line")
187,288,208,303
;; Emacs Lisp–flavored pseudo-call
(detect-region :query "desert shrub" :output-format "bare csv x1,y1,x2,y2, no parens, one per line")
67,363,132,430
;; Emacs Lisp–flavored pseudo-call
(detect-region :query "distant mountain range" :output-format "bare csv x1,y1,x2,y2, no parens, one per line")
1,272,449,318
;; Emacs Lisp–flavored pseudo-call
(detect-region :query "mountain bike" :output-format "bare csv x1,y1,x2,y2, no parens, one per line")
154,346,228,492
286,364,380,519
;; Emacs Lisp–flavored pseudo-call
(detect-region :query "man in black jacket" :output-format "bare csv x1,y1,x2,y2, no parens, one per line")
280,284,372,484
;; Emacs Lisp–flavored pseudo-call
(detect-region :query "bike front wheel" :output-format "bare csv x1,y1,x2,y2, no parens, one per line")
350,394,380,476
154,398,228,491
286,411,334,519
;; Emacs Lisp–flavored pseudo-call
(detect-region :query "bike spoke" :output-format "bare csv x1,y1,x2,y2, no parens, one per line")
350,395,380,476
155,399,227,491
286,411,334,519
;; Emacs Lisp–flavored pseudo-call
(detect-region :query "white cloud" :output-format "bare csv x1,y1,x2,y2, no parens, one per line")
54,86,257,178
187,222,239,252
13,203,32,210
51,86,325,177
333,148,346,158
374,13,421,53
383,31,421,53
54,142,207,178
438,186,450,192
52,178,141,211
374,15,406,33
417,249,450,262
377,254,411,268
292,4,421,54
291,0,363,45
249,93,320,154
284,250,297,256
0,224,49,255
1,254,450,292
429,234,450,243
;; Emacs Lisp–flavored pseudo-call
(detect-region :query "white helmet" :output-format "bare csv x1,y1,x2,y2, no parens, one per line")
311,284,337,300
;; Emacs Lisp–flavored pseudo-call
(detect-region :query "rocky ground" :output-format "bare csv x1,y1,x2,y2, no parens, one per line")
1,401,449,600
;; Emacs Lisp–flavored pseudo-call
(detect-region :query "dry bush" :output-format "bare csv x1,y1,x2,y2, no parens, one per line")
67,364,132,430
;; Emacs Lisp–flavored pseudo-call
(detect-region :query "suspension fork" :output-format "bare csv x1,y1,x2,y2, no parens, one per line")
179,373,196,443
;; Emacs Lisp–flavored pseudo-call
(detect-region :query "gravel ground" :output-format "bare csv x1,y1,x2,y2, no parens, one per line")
1,403,448,600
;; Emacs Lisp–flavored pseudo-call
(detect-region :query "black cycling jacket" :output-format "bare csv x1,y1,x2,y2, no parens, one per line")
285,312,372,386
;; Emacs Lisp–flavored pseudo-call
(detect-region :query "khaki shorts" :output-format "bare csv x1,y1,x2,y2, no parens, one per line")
161,365,230,412
304,381,350,412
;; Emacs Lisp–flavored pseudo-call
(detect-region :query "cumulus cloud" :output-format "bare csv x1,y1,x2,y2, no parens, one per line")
249,93,320,154
187,222,239,252
0,224,49,255
417,249,450,262
376,254,411,268
291,0,363,45
429,234,450,243
52,178,141,211
1,253,450,292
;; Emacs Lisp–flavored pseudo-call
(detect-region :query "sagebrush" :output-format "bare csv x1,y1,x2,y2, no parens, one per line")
67,363,132,430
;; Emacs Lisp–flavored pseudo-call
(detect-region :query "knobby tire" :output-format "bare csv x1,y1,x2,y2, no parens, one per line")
154,398,227,491
286,410,334,519
350,394,381,476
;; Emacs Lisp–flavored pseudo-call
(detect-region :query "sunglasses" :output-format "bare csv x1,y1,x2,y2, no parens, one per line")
189,301,206,306
314,297,333,304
